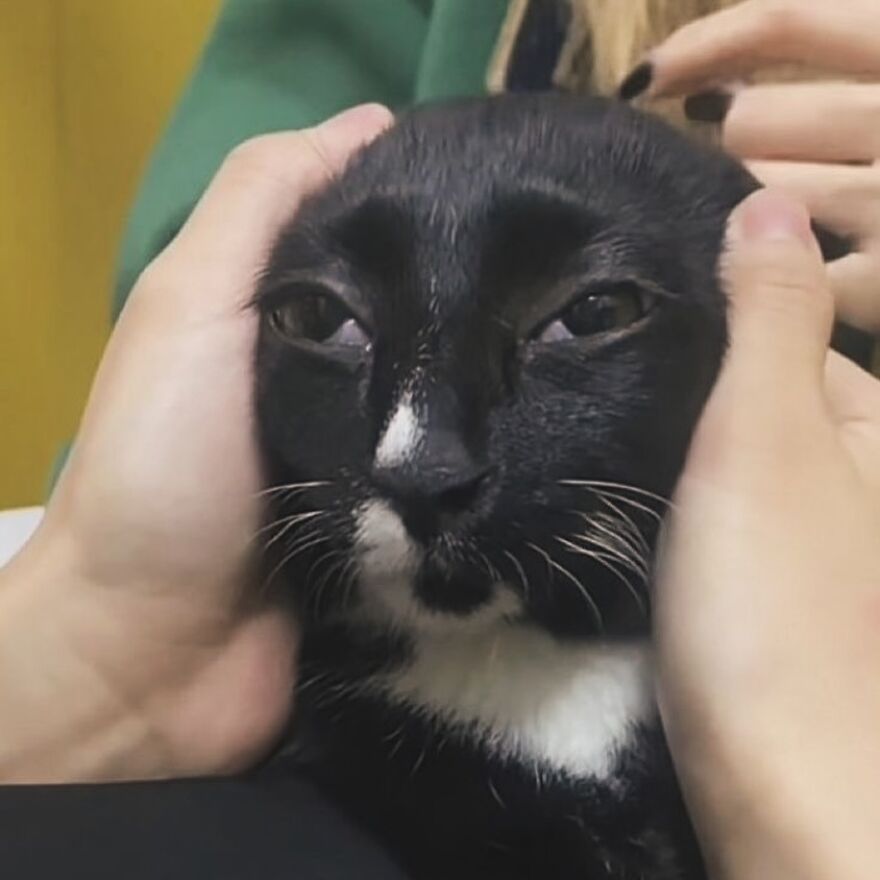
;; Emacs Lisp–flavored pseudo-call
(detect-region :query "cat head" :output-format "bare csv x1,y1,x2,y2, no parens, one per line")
255,94,756,639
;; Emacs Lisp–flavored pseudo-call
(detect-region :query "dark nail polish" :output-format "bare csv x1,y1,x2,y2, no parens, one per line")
617,61,653,101
684,90,732,124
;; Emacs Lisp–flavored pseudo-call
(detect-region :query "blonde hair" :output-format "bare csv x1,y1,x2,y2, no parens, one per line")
574,0,737,93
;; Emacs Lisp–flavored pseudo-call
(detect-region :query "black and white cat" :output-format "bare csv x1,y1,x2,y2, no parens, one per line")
253,94,838,880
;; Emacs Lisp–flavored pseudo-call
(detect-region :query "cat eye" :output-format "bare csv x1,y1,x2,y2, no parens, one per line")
536,282,654,343
268,288,370,348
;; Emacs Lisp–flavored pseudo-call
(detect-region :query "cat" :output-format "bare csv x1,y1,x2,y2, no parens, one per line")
253,93,842,880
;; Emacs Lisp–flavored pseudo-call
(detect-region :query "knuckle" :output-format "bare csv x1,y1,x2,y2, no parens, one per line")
866,166,880,200
133,254,176,296
862,87,880,131
222,134,292,181
729,245,832,312
753,0,799,44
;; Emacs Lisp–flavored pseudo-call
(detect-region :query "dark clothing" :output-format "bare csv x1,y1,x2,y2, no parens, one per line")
0,774,409,879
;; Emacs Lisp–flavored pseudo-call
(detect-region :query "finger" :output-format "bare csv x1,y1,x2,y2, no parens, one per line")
746,159,880,240
718,189,833,409
828,253,880,335
148,103,393,309
644,0,880,98
707,82,880,164
824,349,880,425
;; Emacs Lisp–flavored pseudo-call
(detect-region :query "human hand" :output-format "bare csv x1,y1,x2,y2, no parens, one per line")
621,0,880,335
655,189,880,880
0,104,392,782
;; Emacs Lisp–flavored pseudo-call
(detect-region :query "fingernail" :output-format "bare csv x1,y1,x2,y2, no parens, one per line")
684,90,732,124
735,190,816,248
618,61,653,101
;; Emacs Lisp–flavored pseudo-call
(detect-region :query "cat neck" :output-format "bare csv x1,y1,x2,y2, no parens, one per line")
357,619,656,784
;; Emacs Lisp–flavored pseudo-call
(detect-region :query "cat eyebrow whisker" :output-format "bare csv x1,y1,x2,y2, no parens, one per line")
526,541,604,633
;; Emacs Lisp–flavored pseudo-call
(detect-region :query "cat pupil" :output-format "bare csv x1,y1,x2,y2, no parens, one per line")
557,285,650,339
269,290,364,345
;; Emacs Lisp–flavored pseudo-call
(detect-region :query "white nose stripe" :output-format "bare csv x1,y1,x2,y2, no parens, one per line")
376,393,424,467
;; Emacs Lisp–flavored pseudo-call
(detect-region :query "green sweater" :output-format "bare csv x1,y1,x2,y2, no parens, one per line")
114,0,510,317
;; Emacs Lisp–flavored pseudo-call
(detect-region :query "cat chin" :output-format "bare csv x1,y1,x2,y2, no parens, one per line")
353,498,523,635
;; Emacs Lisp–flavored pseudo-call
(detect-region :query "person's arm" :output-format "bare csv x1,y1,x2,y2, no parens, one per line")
657,189,880,880
0,105,392,783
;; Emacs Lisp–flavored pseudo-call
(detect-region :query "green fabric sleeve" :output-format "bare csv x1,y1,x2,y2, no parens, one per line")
114,0,513,317
114,0,429,318
114,0,510,319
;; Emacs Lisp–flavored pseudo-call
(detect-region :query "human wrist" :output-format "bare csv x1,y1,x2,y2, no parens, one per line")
0,529,172,782
671,714,877,880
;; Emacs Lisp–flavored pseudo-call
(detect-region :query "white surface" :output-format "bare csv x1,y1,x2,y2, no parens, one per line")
0,507,44,566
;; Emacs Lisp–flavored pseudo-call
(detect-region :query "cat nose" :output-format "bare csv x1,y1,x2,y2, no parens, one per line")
371,438,492,537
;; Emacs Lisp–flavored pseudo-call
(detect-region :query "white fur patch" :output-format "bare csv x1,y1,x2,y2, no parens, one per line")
375,392,423,467
377,628,653,781
354,500,523,634
356,499,420,578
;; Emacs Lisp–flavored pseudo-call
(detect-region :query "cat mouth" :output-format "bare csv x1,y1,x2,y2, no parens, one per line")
412,554,495,615
354,497,521,626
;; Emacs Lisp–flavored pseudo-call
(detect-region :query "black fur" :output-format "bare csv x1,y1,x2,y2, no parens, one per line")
253,94,837,879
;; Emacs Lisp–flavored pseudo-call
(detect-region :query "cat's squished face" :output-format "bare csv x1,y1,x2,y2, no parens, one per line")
255,95,755,639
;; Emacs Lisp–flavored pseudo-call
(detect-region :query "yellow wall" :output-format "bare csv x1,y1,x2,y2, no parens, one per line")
0,0,220,507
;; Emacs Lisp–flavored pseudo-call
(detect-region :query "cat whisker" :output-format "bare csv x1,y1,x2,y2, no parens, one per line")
575,511,650,581
592,498,652,560
311,552,351,618
556,536,647,618
567,508,649,577
572,523,648,584
526,541,604,632
587,486,666,527
559,478,674,509
266,531,334,585
256,480,331,499
502,549,531,600
475,550,502,585
256,509,328,551
339,557,361,613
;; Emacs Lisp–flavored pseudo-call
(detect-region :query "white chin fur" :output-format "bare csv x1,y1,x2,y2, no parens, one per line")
378,630,653,783
354,499,523,634
353,499,653,782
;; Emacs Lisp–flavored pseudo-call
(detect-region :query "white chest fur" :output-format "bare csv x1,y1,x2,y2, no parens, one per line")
374,626,654,782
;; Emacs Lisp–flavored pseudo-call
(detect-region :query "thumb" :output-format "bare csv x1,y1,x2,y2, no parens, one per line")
718,189,834,408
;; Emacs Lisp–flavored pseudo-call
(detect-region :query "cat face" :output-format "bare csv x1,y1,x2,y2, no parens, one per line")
255,95,755,639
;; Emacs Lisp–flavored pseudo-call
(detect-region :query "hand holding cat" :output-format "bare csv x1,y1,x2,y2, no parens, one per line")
0,104,393,782
656,189,880,880
626,0,880,335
